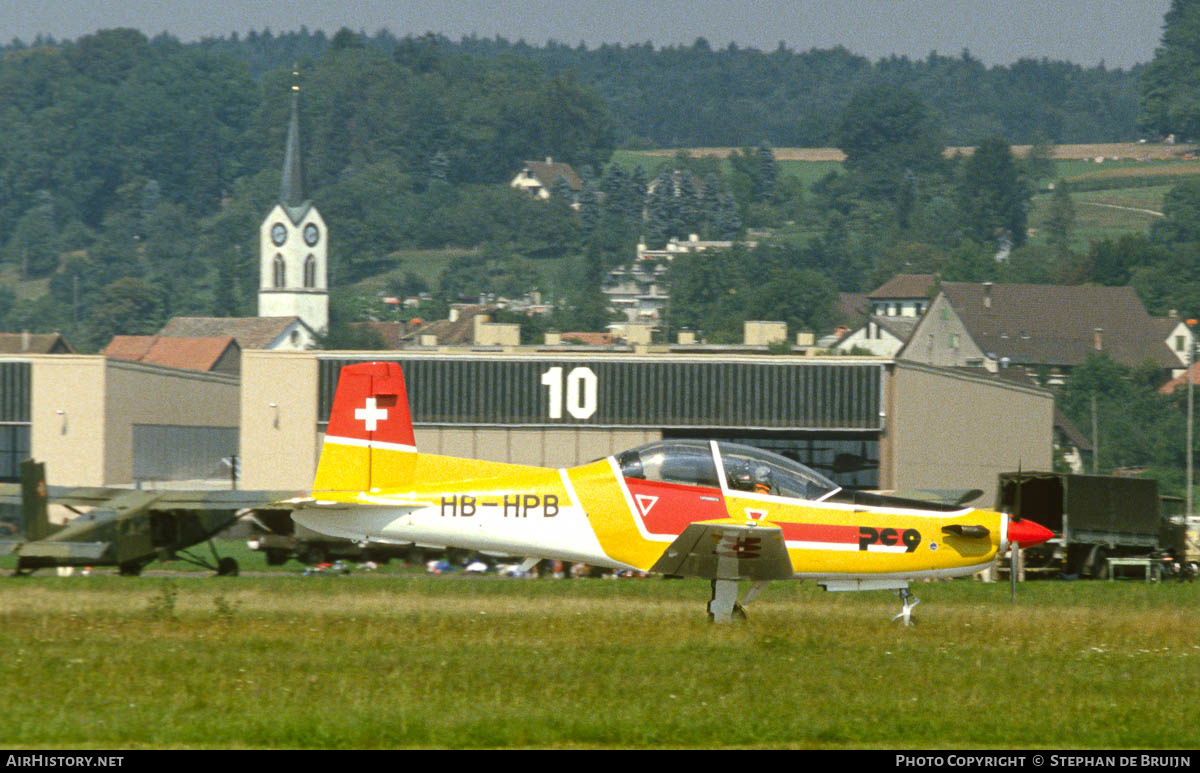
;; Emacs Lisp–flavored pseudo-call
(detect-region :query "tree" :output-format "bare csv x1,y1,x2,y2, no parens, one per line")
956,137,1031,249
1151,178,1200,244
1058,353,1187,483
835,84,946,199
7,204,60,278
1044,180,1076,253
83,277,162,350
1023,131,1056,184
1141,0,1200,139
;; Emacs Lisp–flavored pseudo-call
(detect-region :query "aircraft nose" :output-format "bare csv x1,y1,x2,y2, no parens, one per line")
1007,516,1053,548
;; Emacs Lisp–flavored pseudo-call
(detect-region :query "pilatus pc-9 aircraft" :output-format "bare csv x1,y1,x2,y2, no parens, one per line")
288,362,1052,622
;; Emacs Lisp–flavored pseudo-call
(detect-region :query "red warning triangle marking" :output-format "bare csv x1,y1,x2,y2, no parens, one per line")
635,494,658,516
745,508,768,521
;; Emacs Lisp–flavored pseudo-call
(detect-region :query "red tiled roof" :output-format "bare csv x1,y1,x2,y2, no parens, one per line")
1161,363,1200,395
561,332,614,346
104,335,239,372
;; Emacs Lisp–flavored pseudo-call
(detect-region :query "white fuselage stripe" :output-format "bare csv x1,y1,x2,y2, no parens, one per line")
323,435,417,453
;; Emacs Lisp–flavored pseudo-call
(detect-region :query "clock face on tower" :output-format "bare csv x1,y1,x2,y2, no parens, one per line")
304,223,320,246
271,223,287,246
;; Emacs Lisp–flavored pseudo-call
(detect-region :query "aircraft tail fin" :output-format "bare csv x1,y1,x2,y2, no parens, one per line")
313,362,417,492
20,459,52,541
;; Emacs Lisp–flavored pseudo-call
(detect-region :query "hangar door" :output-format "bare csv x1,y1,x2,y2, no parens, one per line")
0,361,30,483
133,424,238,482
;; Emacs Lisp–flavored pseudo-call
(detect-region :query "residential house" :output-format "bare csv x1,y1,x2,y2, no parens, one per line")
510,158,582,202
834,315,920,357
103,336,241,376
900,282,1188,381
635,233,754,262
0,332,74,354
603,262,670,323
867,273,936,318
156,316,318,351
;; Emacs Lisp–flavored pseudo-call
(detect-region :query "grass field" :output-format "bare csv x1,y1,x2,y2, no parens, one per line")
1,570,1198,749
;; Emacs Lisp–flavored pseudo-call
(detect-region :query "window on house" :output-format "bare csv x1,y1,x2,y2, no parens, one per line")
273,255,285,288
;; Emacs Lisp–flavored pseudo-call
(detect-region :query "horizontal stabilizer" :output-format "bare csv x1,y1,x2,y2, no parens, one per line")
650,521,793,581
819,579,910,592
291,501,428,543
941,524,990,539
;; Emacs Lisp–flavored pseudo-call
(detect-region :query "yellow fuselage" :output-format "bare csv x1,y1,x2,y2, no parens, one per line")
297,446,1005,581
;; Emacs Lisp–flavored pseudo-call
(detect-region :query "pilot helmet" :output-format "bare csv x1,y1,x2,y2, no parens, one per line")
727,460,755,491
751,464,773,486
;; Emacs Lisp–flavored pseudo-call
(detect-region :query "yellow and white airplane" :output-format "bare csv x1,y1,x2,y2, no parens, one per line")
289,361,1052,622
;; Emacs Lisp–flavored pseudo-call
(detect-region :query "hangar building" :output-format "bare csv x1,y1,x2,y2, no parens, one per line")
0,355,239,486
239,349,1052,497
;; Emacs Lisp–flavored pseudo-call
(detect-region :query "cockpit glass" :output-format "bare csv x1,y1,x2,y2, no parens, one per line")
616,439,840,501
716,441,840,501
616,440,720,488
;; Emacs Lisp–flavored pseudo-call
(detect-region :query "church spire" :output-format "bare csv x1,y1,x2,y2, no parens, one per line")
280,65,305,208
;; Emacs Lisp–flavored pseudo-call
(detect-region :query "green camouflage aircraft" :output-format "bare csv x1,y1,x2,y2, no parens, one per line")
0,459,296,576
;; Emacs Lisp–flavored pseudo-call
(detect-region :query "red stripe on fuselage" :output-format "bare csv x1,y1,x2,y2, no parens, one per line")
624,477,728,537
776,522,860,544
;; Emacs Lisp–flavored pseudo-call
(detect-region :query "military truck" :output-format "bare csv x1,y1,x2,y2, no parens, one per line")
997,471,1186,579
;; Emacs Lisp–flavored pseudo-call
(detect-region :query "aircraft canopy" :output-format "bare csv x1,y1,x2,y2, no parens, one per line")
616,440,840,502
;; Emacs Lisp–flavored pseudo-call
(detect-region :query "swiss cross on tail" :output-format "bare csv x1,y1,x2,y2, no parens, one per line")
325,362,416,450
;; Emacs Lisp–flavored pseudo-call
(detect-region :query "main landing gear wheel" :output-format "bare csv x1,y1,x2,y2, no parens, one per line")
892,588,919,626
707,579,767,623
216,557,239,577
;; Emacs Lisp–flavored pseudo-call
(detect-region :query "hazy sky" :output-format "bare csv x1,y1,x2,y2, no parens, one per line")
1,0,1174,69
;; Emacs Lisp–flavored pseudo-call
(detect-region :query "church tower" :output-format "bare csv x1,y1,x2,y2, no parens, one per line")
258,73,329,334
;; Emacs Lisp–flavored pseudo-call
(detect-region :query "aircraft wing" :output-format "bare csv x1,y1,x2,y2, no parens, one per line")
145,490,303,510
650,521,794,581
0,484,301,511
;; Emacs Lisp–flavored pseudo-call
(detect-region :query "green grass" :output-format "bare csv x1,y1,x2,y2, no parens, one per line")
0,575,1198,749
352,248,479,293
1028,183,1170,249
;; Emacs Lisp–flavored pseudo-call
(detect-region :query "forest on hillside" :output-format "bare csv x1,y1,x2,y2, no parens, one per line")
182,27,1148,148
0,23,1169,349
